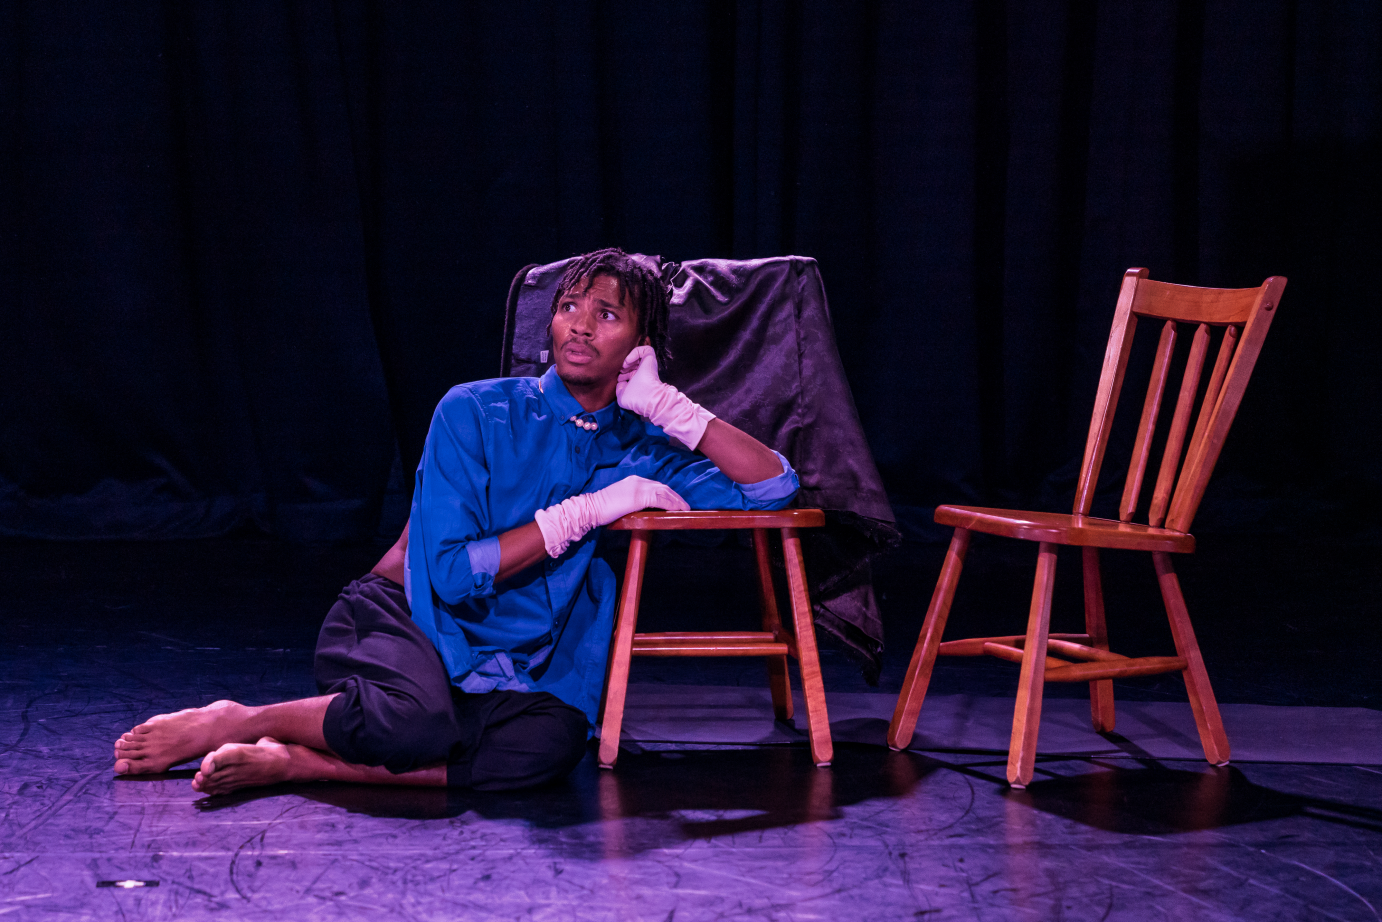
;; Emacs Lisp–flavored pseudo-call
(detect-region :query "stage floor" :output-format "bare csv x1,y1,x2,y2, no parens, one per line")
2,536,1379,920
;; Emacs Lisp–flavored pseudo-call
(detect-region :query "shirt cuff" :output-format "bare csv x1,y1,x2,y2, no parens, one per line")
740,450,800,506
465,536,502,581
458,651,532,694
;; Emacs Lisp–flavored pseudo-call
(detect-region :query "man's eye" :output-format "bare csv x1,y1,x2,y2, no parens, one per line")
600,311,616,321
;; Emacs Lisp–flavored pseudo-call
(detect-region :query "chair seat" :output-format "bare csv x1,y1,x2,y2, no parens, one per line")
607,508,825,531
935,505,1195,553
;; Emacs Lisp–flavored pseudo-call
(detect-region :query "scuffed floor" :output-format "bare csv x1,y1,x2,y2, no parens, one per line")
1,537,1379,920
6,742,1381,920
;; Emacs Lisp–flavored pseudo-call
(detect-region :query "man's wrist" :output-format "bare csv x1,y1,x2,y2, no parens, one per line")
648,385,715,449
533,505,571,558
534,494,595,558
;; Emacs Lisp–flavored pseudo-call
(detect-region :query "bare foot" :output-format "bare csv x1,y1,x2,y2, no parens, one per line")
113,700,247,775
193,737,315,796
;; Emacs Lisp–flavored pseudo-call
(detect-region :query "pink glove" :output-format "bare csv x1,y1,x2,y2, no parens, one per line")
616,346,716,449
534,475,690,558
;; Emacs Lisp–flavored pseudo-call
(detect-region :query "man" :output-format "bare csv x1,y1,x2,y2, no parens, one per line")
112,248,798,795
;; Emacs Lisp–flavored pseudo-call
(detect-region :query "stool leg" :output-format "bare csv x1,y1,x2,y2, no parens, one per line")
888,527,970,750
755,528,793,721
782,527,832,766
598,531,651,769
1009,541,1057,789
1083,547,1116,732
1154,551,1230,766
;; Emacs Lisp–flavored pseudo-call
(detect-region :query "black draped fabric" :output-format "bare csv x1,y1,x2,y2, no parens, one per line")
2,4,1379,551
504,255,900,675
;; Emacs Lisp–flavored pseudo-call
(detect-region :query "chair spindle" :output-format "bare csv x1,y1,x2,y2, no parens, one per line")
1172,323,1241,520
1148,322,1211,528
1120,321,1178,522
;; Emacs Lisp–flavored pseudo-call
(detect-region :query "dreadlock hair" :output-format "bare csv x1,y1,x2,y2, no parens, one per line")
550,248,672,368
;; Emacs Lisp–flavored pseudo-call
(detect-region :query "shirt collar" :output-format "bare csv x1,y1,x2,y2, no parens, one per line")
539,366,623,428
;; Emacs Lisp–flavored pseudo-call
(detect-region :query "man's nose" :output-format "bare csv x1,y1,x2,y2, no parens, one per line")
570,306,595,335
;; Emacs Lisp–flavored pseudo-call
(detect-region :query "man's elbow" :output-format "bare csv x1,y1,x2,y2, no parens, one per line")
757,491,798,511
739,454,799,510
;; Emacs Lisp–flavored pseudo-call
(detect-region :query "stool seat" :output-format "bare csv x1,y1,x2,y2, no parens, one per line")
606,508,825,530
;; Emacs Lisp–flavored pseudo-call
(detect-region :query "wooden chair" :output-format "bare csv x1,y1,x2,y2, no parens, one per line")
887,269,1286,788
598,508,833,769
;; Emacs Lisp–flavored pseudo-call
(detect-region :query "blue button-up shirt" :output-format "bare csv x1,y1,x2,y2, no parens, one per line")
406,366,799,728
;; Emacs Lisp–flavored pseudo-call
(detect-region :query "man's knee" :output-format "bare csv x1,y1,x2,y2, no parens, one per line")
531,698,590,776
460,693,589,791
325,677,463,773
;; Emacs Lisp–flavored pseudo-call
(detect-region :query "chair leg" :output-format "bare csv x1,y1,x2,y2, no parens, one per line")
1082,547,1116,733
1009,541,1057,789
888,528,971,751
754,528,793,722
1153,552,1230,766
781,527,832,767
598,531,651,769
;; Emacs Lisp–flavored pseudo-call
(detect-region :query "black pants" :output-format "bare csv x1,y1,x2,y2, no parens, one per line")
313,573,588,790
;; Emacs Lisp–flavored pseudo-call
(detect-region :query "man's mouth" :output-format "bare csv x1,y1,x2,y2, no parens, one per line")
561,340,598,363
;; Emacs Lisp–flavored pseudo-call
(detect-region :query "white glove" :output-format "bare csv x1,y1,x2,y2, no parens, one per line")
616,346,716,450
534,475,689,558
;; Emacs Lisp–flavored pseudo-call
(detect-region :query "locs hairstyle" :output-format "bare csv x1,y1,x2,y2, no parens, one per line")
550,248,672,367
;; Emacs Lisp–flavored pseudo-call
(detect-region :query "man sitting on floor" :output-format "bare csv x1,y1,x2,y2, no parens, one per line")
112,248,799,795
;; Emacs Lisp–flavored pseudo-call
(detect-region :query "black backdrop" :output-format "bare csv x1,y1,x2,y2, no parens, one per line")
2,1,1378,543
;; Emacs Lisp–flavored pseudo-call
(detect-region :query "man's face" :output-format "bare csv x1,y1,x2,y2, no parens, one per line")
551,273,644,389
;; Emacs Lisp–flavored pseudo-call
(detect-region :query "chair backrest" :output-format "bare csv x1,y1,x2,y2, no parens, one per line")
1073,269,1286,534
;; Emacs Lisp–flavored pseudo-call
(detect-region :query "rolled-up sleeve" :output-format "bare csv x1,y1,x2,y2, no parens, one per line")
465,536,501,582
616,438,800,512
738,451,799,507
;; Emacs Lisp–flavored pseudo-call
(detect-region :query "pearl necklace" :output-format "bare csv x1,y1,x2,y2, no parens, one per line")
538,376,598,430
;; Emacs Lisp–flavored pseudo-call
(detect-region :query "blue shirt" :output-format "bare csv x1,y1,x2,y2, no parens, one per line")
406,366,799,728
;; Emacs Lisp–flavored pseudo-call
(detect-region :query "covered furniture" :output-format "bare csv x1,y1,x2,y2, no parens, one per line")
502,255,898,767
887,269,1286,788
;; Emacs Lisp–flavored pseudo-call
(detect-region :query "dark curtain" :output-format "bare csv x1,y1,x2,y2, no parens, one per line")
2,0,1378,543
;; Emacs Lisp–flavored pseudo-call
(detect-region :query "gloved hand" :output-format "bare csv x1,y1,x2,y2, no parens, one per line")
534,475,689,558
616,346,716,449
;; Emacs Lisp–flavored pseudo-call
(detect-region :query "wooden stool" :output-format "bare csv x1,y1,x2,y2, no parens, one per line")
597,508,832,768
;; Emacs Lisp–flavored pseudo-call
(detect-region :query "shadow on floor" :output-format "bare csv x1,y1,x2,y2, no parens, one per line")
921,753,1382,837
1012,762,1382,835
185,743,1382,853
191,744,940,841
